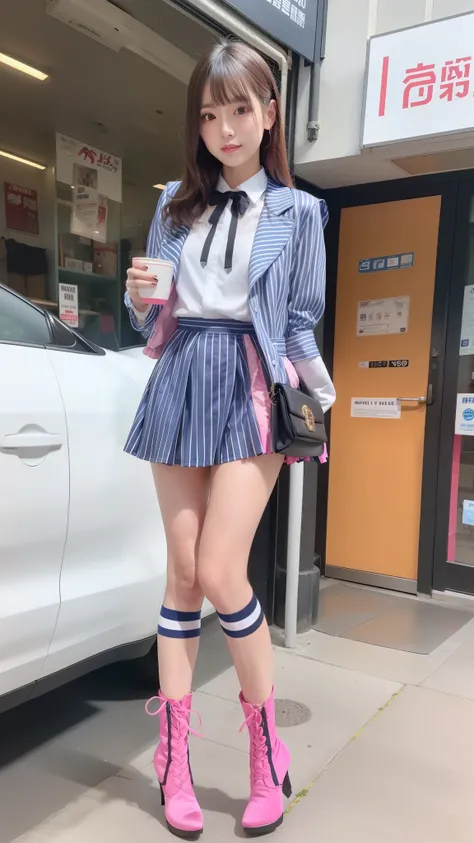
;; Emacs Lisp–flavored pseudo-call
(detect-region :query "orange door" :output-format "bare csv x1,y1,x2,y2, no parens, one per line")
326,197,441,589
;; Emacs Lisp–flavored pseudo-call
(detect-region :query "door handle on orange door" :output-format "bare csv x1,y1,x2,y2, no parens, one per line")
397,397,427,404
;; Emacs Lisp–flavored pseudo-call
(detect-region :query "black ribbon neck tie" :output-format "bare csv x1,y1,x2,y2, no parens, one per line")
200,190,250,272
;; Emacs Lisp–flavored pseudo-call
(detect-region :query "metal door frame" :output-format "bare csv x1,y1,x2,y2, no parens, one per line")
432,177,474,595
311,169,464,595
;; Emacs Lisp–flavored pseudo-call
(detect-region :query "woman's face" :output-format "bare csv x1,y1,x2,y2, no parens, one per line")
199,82,276,171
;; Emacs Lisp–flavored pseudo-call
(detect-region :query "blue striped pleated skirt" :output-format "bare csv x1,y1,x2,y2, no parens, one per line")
124,318,268,467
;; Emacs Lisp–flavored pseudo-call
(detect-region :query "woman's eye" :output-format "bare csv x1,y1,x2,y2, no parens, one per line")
236,106,248,115
201,113,214,122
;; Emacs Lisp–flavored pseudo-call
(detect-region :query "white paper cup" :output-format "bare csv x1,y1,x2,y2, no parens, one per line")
132,257,173,304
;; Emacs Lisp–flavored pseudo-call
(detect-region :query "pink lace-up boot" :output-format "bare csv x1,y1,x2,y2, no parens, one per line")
146,692,203,840
239,688,292,836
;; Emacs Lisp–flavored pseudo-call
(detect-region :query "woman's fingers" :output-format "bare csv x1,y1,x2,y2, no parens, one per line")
126,267,156,289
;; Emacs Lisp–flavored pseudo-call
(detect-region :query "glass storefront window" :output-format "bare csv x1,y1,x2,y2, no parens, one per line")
0,0,216,349
448,201,474,567
56,160,122,351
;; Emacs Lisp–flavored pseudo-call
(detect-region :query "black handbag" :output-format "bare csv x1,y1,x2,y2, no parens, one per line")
270,382,327,458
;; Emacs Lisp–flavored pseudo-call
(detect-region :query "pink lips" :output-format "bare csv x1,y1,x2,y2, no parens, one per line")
221,144,241,153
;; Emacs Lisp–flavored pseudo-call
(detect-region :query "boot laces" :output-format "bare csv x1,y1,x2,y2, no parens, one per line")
240,707,268,777
146,696,202,787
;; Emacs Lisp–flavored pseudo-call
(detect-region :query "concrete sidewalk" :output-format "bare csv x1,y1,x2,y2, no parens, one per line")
12,607,474,843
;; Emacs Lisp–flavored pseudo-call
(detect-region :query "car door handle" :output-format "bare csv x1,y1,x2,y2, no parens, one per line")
0,427,63,456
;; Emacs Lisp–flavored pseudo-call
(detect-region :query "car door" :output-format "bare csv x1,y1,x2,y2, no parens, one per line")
40,319,167,677
0,288,69,700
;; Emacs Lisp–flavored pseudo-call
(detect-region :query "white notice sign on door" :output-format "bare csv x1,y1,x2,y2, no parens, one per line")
351,398,401,419
357,296,410,336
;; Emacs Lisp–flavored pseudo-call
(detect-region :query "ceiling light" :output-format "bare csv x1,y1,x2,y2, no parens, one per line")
153,183,166,190
0,52,48,81
0,149,46,170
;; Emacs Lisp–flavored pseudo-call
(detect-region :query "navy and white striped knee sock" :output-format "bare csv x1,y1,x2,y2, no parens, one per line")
158,606,202,639
217,593,264,638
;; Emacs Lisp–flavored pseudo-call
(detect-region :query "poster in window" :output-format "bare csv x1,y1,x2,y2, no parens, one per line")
55,134,122,202
70,164,108,243
4,182,39,235
59,282,79,328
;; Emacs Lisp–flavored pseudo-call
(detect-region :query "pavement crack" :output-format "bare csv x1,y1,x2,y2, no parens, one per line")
284,686,405,816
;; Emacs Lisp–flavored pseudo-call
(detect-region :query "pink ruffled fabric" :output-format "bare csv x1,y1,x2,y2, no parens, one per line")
243,336,272,454
143,287,178,360
243,339,326,465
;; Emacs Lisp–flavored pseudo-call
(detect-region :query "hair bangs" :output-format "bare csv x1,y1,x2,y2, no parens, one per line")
207,52,255,107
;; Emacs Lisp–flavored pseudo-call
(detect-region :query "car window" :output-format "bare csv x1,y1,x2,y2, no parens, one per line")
49,314,77,347
0,287,51,346
48,313,102,354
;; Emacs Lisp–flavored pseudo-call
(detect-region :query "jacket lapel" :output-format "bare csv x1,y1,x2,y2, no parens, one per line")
248,179,295,290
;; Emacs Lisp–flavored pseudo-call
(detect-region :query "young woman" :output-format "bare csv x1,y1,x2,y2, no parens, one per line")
125,39,335,840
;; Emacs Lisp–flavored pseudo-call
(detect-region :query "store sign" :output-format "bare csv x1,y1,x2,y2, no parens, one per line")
455,394,474,435
221,0,320,62
4,182,39,235
59,282,79,328
363,13,474,146
56,134,122,203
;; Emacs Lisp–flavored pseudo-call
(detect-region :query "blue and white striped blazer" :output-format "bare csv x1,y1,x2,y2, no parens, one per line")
126,177,328,385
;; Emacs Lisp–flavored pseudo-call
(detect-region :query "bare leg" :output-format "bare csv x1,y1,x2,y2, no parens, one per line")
198,455,283,705
151,463,210,700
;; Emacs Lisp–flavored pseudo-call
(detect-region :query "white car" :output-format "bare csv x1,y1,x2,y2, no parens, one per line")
0,284,169,713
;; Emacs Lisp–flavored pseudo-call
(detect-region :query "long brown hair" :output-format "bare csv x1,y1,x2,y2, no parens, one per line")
164,40,293,228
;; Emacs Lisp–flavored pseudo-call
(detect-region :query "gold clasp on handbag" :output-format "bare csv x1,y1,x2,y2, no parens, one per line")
269,384,278,405
302,404,315,432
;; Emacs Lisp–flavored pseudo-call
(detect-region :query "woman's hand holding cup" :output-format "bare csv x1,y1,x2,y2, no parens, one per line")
127,257,174,308
126,263,157,312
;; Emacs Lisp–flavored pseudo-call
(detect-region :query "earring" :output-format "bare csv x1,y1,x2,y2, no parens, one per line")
262,128,272,150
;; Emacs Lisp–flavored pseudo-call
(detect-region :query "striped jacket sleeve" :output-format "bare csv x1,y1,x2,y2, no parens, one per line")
125,183,169,337
286,194,328,363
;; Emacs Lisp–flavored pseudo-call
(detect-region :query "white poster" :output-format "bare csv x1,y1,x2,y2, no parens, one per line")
56,134,122,203
357,296,410,336
460,285,474,356
351,398,401,419
70,174,108,243
59,282,79,328
455,394,474,435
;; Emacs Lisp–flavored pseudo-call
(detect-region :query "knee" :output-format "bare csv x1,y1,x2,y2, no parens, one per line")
198,557,248,613
167,550,203,607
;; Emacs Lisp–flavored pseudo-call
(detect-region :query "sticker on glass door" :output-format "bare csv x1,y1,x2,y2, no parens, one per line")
455,394,474,435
